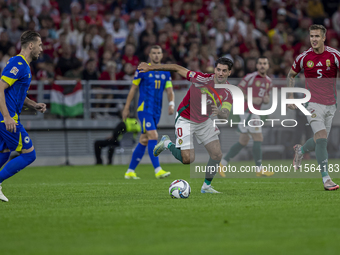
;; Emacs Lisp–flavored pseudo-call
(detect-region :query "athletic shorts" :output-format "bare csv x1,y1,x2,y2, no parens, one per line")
137,112,160,133
0,122,33,152
175,114,220,150
238,113,262,134
305,102,336,136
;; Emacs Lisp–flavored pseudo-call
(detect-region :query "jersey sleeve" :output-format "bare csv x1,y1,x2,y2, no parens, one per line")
292,53,304,73
132,70,143,86
1,58,25,86
332,50,340,70
186,71,213,86
165,72,173,89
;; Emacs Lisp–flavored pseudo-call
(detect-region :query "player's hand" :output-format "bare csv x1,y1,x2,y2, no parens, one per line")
137,62,151,73
253,97,263,105
211,104,219,116
168,105,174,115
287,104,297,110
4,116,18,133
122,108,129,121
263,95,270,104
35,103,47,113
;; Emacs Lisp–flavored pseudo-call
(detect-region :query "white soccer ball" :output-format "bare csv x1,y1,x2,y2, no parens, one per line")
169,179,191,199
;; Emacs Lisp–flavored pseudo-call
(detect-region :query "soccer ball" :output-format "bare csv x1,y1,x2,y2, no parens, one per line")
169,179,191,199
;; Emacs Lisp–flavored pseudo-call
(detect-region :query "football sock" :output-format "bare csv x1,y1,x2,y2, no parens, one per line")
168,142,183,163
128,143,146,171
147,140,161,170
315,138,329,177
204,157,220,185
301,138,316,154
0,152,10,169
224,142,245,162
253,141,262,171
0,150,36,183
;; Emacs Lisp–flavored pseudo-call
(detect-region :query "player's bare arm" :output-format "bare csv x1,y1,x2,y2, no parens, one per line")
24,97,46,113
122,84,138,121
138,62,189,78
166,87,174,115
0,79,18,133
286,68,298,109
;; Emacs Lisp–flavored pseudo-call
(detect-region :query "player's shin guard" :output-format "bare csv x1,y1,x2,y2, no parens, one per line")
128,143,146,170
168,143,183,163
204,157,220,185
224,142,245,162
147,140,160,169
301,138,316,154
253,141,262,169
0,150,36,183
315,138,328,177
0,152,10,169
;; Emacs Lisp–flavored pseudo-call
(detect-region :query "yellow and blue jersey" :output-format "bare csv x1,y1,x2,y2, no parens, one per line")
0,55,32,123
133,68,172,118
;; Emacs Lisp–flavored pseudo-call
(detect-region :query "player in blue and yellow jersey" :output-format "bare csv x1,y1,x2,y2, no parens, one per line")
122,45,174,179
0,31,45,202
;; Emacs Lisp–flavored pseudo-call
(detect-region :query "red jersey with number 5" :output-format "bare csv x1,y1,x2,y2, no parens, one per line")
238,71,273,113
177,71,233,123
292,46,340,105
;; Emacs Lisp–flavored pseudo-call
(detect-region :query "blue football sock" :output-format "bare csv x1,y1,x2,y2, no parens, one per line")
0,150,36,183
147,140,161,169
128,143,146,170
0,152,10,169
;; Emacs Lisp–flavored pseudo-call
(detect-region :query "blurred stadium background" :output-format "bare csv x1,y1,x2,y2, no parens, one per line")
1,0,340,166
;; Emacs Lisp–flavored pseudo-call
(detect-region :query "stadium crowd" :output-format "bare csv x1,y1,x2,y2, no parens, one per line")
0,0,339,117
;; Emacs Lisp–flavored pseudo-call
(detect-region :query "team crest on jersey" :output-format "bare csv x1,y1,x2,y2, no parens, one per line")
293,62,296,69
188,71,196,78
24,136,30,144
155,74,160,79
307,61,314,68
28,73,31,78
326,59,331,67
10,66,19,75
161,74,166,79
18,62,23,65
312,113,317,118
146,122,151,128
178,139,183,145
255,81,261,87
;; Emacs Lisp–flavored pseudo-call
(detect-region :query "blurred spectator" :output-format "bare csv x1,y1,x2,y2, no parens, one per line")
112,6,127,30
40,28,54,59
294,18,312,42
122,43,139,69
36,60,55,83
110,20,128,50
55,44,82,79
84,4,103,27
126,0,145,13
99,61,117,81
30,0,51,16
7,18,23,44
116,63,135,81
208,20,231,49
76,33,94,64
82,58,99,80
0,6,12,30
332,5,340,36
329,38,339,50
131,8,146,35
0,45,16,71
103,10,114,34
88,25,104,50
307,0,326,25
70,2,82,30
0,32,13,56
24,6,40,30
154,6,169,32
228,9,247,39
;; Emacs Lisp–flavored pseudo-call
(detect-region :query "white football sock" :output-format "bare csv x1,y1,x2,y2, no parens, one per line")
202,182,210,189
322,175,331,184
154,166,162,173
164,140,171,148
221,159,228,166
126,169,135,173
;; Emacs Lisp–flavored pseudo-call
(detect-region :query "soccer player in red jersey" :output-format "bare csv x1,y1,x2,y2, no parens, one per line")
220,56,274,177
138,58,234,193
288,24,340,190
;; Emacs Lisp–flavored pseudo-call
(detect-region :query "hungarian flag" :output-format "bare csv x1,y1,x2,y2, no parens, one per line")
50,82,84,117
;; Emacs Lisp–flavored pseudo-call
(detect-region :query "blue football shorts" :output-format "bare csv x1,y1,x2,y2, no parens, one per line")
0,122,33,152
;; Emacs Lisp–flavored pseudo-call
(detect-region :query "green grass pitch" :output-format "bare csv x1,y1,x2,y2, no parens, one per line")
1,159,340,255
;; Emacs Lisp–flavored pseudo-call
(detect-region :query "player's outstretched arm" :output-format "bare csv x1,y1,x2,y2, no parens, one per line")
138,62,189,78
0,79,18,132
286,68,298,109
122,84,138,121
24,97,46,113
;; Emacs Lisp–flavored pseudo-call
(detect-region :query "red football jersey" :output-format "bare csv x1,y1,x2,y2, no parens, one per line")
177,71,233,123
238,71,273,114
292,46,340,105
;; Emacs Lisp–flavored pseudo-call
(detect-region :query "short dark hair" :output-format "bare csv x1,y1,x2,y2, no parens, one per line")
150,45,162,52
309,24,327,37
21,30,41,48
215,57,233,71
256,56,268,64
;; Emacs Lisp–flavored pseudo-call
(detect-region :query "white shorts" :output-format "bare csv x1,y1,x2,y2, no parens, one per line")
175,115,220,150
238,113,262,134
306,102,336,136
